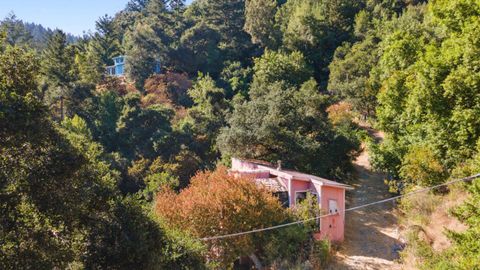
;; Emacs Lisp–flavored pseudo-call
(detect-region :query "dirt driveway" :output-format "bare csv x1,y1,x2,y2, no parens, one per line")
328,130,403,270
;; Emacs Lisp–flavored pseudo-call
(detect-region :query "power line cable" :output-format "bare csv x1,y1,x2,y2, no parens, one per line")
200,173,480,241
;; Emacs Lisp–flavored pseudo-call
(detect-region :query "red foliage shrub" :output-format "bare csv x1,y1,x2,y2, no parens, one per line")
142,72,193,108
155,167,292,266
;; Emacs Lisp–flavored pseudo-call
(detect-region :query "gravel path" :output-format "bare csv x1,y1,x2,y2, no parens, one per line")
328,130,403,270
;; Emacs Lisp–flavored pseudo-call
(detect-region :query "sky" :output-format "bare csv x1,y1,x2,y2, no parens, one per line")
0,0,193,36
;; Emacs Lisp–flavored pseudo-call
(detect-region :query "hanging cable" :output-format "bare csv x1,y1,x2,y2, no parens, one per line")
200,173,480,241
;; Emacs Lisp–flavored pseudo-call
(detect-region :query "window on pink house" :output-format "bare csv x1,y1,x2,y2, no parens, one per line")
273,191,289,208
295,191,320,231
295,191,318,204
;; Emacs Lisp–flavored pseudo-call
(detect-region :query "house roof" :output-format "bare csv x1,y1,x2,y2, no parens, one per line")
235,158,353,190
255,177,288,192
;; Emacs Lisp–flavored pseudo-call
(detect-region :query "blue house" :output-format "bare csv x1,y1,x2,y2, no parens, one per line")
106,55,161,77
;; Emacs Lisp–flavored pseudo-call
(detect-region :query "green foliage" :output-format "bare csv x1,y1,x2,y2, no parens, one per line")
250,50,312,98
244,0,280,48
116,94,175,159
364,1,480,267
328,37,380,117
219,61,253,98
0,12,32,47
176,74,229,179
76,15,122,84
276,0,362,85
0,43,38,95
40,30,78,120
400,145,447,187
0,45,113,268
219,76,359,179
41,30,76,88
189,0,254,62
373,0,480,179
11,0,478,267
293,193,321,233
175,22,222,76
91,90,125,152
309,240,332,268
0,38,204,268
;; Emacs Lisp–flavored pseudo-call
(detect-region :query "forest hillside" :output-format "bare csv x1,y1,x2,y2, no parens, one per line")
1,0,480,269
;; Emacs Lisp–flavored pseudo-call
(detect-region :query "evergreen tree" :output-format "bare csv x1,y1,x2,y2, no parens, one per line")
0,12,33,47
179,74,229,170
244,0,279,48
41,30,76,120
77,15,122,83
116,94,175,160
192,0,255,62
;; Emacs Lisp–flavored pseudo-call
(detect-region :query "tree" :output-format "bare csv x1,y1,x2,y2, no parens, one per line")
89,90,125,153
244,0,279,48
124,0,181,90
41,30,76,120
174,22,222,76
219,61,253,99
125,21,165,90
218,78,359,179
177,74,229,173
328,37,380,118
0,12,33,47
142,72,193,108
155,167,307,268
167,0,186,10
249,50,312,98
0,42,114,268
399,145,447,187
77,15,122,83
116,94,175,160
189,0,255,62
373,0,480,178
276,0,362,85
126,0,150,12
0,38,205,268
0,42,38,95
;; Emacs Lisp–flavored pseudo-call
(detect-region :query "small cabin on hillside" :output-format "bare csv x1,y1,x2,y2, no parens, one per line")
230,158,352,242
105,55,161,77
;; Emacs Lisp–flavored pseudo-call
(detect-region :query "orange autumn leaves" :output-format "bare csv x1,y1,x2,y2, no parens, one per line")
155,167,291,265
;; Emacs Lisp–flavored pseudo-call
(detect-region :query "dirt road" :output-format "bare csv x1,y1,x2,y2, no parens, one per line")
328,130,403,270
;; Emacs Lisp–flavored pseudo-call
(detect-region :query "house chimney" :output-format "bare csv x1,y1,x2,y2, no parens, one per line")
277,160,282,170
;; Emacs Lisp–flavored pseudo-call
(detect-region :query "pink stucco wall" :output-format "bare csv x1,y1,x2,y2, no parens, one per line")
289,179,319,207
231,158,347,243
231,158,258,170
319,186,346,242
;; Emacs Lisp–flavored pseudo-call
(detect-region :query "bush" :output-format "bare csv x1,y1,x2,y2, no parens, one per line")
400,145,447,187
309,240,332,269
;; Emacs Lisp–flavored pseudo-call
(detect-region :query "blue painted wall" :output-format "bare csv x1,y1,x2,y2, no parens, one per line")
106,56,161,77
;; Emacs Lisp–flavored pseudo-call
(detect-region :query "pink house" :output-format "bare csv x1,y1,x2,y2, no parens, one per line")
230,158,353,242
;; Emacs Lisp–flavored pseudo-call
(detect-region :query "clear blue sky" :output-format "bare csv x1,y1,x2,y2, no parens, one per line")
0,0,194,36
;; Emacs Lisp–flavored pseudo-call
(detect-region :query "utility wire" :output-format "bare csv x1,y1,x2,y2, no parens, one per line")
200,173,480,241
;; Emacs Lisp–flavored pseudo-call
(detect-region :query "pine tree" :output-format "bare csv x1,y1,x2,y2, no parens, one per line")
244,0,279,48
41,30,76,120
0,12,33,47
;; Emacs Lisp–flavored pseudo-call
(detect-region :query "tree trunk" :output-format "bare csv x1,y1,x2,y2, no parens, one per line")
60,95,64,121
249,254,263,270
